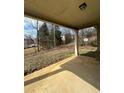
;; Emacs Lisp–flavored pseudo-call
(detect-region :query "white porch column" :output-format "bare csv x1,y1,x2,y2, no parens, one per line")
74,30,79,56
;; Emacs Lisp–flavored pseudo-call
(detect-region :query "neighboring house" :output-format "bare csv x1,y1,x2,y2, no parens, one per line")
24,40,28,48
24,38,35,48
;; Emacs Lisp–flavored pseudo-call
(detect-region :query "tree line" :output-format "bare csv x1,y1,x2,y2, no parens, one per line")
24,17,74,51
37,23,63,51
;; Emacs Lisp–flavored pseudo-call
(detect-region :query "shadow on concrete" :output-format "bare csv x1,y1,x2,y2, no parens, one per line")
61,56,100,90
80,51,97,58
25,56,100,90
24,69,63,86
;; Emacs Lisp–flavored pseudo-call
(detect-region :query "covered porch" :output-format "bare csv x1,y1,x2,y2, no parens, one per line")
25,55,100,93
24,0,100,93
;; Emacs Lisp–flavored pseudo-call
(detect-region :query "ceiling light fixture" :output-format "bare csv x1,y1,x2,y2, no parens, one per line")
79,2,87,11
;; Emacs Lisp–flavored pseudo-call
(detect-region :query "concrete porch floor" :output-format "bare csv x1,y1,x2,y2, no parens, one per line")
24,55,100,93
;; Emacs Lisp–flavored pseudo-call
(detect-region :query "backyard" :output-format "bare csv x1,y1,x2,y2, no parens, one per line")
24,17,97,76
24,43,97,76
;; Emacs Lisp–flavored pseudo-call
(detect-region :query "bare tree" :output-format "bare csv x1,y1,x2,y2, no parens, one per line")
25,17,40,52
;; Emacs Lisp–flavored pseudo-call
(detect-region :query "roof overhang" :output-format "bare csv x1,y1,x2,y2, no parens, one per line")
24,0,100,30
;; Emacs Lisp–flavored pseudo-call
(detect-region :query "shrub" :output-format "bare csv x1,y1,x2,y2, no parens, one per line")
91,39,97,47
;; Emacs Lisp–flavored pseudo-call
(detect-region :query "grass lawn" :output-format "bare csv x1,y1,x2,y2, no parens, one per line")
24,45,97,76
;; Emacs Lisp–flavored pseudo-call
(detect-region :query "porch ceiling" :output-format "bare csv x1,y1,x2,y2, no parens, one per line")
24,0,100,29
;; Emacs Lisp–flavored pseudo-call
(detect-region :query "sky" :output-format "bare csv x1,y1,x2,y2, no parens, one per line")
24,17,74,38
24,17,40,38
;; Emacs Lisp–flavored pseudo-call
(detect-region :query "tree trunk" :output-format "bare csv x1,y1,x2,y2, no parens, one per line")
53,24,56,47
37,20,40,52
